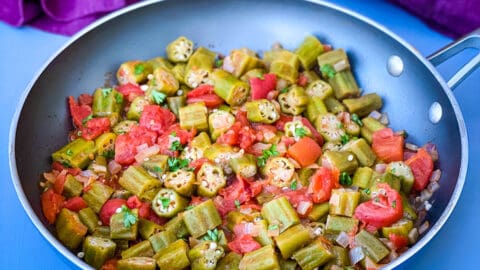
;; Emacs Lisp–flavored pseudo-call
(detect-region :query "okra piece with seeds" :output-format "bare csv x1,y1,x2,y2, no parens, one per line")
295,35,324,70
92,87,124,125
116,60,153,85
55,208,88,250
322,150,359,175
212,69,250,106
188,241,225,270
315,113,346,143
185,47,216,88
141,154,168,177
225,48,265,77
343,93,383,117
127,96,150,120
82,181,114,213
179,102,209,131
83,236,117,269
278,85,309,115
245,99,280,124
354,230,390,263
197,162,226,197
306,79,334,100
217,252,242,270
166,36,195,63
229,154,258,178
167,95,186,117
190,131,212,151
240,68,267,83
292,237,334,270
300,70,320,85
171,63,187,84
138,218,163,239
110,208,139,240
78,207,100,233
164,214,190,239
275,224,312,259
342,138,376,167
352,167,373,189
148,66,179,96
121,240,154,259
148,230,177,253
151,188,188,218
329,188,360,217
113,120,137,135
62,174,83,198
239,245,280,270
317,49,350,75
261,197,300,233
154,239,191,270
94,132,116,158
209,110,235,140
119,166,162,201
147,56,174,70
183,199,222,238
88,155,109,176
117,257,157,270
264,49,300,83
263,157,296,188
330,245,351,267
284,119,312,139
254,219,274,246
164,169,196,196
305,96,328,123
386,161,415,194
325,215,359,235
381,218,414,238
52,138,96,169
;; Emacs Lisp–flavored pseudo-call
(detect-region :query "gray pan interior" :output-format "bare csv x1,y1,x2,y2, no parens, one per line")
9,0,467,269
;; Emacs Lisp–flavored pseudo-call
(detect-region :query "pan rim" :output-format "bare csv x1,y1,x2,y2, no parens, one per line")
8,0,468,269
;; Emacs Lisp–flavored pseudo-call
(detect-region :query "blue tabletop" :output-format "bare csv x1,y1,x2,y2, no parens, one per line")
1,0,479,269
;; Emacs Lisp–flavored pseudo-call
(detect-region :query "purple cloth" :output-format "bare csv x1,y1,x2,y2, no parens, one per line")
0,0,139,36
390,0,480,38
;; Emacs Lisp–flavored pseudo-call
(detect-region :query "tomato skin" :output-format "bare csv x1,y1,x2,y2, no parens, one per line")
126,195,151,219
287,137,322,167
297,73,308,87
250,73,277,100
227,235,261,254
41,188,65,224
53,170,68,194
81,117,111,140
63,196,88,212
99,199,127,225
216,122,257,150
372,128,404,163
139,105,176,135
308,167,339,203
78,93,93,106
187,94,224,108
388,233,409,250
235,110,250,127
219,175,251,204
300,117,323,145
354,183,403,229
187,84,214,97
126,195,143,209
116,83,143,102
68,96,92,127
406,148,434,191
52,162,81,175
213,196,236,218
115,125,158,165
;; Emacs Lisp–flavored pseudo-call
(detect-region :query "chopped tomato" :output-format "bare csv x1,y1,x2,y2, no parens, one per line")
227,235,261,254
99,199,127,225
78,93,93,106
354,183,403,229
252,124,277,142
287,137,322,167
308,167,339,203
117,83,144,102
68,96,92,127
372,128,404,163
101,259,118,270
187,94,224,108
41,188,65,224
167,124,196,144
275,114,293,131
63,196,88,212
115,125,157,165
53,170,68,194
187,84,215,97
297,73,308,87
189,196,207,206
388,233,409,250
81,117,111,140
188,158,210,173
282,188,313,217
126,195,143,209
126,195,151,219
139,105,176,135
137,202,151,219
300,117,323,145
216,129,238,146
406,148,434,191
213,195,236,218
235,110,250,127
250,73,277,100
51,162,81,175
219,175,251,204
217,122,257,149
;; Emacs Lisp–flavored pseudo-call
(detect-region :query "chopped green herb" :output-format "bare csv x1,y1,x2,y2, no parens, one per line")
82,114,93,125
115,92,123,104
151,90,167,104
351,114,363,127
203,228,219,242
134,63,145,75
170,140,183,151
339,172,352,186
153,166,162,173
320,64,337,79
294,127,308,138
102,149,115,159
340,134,350,145
268,224,279,231
66,149,73,156
364,188,371,195
336,122,344,129
215,59,224,68
159,197,170,209
257,74,264,80
101,88,113,98
257,144,279,167
392,200,397,209
61,161,71,168
234,200,240,209
185,205,195,210
120,205,138,228
280,87,289,94
167,157,189,172
290,180,298,190
390,168,396,173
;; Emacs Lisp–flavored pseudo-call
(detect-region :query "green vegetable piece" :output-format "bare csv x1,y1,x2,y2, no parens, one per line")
343,93,383,117
377,172,402,192
52,138,96,169
209,110,235,140
254,219,274,246
275,224,312,259
138,218,163,239
121,240,154,259
328,70,360,100
62,174,83,198
149,230,177,253
278,258,297,270
110,207,138,240
401,193,417,220
190,131,212,151
148,66,179,96
117,257,157,270
83,236,117,269
226,48,265,77
166,36,194,63
278,85,309,115
226,211,248,231
323,96,346,114
307,202,330,221
381,219,414,238
240,68,267,83
229,154,258,178
217,252,242,270
265,49,300,84
82,181,114,213
360,116,385,143
119,166,162,201
297,168,314,187
317,49,350,75
352,167,373,189
94,132,116,159
322,150,358,174
245,99,280,124
87,155,109,177
179,102,209,131
164,215,189,239
127,96,150,120
164,169,196,196
284,120,312,140
329,188,360,217
92,87,124,125
167,95,186,117
263,157,295,188
197,163,226,197
212,69,250,106
355,229,390,263
172,64,188,85
261,197,300,233
92,225,110,238
315,113,346,143
154,239,190,270
331,245,351,267
117,60,152,85
113,120,137,135
141,154,168,177
342,138,376,167
325,215,359,235
239,245,280,270
305,96,328,123
147,56,174,71
185,47,216,88
386,161,415,194
292,237,334,270
151,188,188,218
55,208,88,250
189,241,225,270
305,80,334,100
295,35,324,69
183,199,222,238
78,207,99,233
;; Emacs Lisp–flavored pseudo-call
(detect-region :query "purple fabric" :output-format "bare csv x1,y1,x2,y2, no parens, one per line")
390,0,480,38
0,0,139,36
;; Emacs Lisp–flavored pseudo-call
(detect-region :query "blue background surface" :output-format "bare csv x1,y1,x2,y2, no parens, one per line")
1,0,479,268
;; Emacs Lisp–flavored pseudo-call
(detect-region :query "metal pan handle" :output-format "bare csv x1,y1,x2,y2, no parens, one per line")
428,29,480,90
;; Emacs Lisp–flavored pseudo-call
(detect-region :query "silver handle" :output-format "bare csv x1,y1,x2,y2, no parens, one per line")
427,28,480,90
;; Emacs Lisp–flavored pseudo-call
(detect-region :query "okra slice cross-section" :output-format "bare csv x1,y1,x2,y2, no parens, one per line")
263,157,295,188
151,188,188,218
196,163,227,197
189,241,225,270
245,99,280,124
166,36,194,63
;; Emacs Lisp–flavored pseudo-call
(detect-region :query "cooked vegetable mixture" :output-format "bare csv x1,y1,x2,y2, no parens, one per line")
40,35,441,270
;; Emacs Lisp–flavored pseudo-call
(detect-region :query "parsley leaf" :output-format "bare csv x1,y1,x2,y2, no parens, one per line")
151,90,167,104
153,166,162,173
82,114,93,125
101,88,113,98
120,205,138,228
159,197,170,209
203,228,219,242
115,92,124,104
102,149,115,159
167,157,189,172
290,180,298,190
351,114,363,127
392,200,397,209
280,87,289,94
170,140,183,151
134,63,145,75
339,172,352,186
294,127,308,138
364,188,371,195
320,64,336,79
66,149,73,156
234,200,240,209
257,144,279,167
215,59,224,68
340,134,350,145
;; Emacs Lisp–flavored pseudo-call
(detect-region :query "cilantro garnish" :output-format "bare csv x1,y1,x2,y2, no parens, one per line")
257,74,264,80
257,144,279,167
392,200,397,209
159,197,170,209
170,131,177,137
120,205,138,228
153,166,162,173
339,172,352,186
294,127,308,138
320,64,336,79
215,59,224,68
102,149,115,159
290,180,298,190
167,157,189,172
351,114,363,127
115,92,124,104
364,188,371,195
340,134,350,145
234,200,241,209
170,140,183,151
151,90,167,104
185,205,195,210
202,228,219,242
280,87,289,94
66,149,73,156
134,63,145,75
101,88,113,98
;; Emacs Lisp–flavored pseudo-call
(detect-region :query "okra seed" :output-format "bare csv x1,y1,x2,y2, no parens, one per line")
347,154,354,161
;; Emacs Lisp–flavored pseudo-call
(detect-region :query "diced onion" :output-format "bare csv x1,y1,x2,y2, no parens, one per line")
408,228,419,243
429,169,441,183
297,201,312,216
424,143,439,162
108,160,122,174
91,164,107,173
420,189,432,202
276,78,288,91
43,172,57,183
418,221,430,235
136,143,149,152
368,110,382,120
336,232,350,248
333,60,347,72
405,143,419,151
222,56,234,73
349,246,365,265
427,181,440,193
374,163,386,173
135,145,160,164
80,170,96,178
379,113,389,125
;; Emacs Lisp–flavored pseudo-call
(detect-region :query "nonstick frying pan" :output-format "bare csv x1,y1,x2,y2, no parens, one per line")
9,0,479,269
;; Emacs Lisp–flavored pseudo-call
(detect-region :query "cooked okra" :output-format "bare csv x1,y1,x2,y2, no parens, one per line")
154,239,191,270
62,174,83,198
263,157,296,187
217,252,242,270
56,208,88,250
245,99,280,124
166,36,194,63
305,96,328,123
164,169,196,196
229,154,258,178
261,197,300,233
224,48,265,77
116,60,153,85
185,47,216,88
239,245,280,270
343,93,383,117
83,236,117,269
151,188,188,218
137,218,163,239
179,102,209,131
148,66,179,96
127,96,150,120
355,230,390,263
209,110,235,140
189,241,225,270
167,95,186,117
278,85,309,115
148,230,177,253
275,224,312,259
212,69,250,106
117,257,156,270
295,35,324,70
292,237,334,270
329,188,360,217
79,207,100,233
121,240,154,259
119,166,162,201
183,199,222,238
92,87,124,125
82,181,114,213
197,163,226,197
264,49,300,83
52,138,96,169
